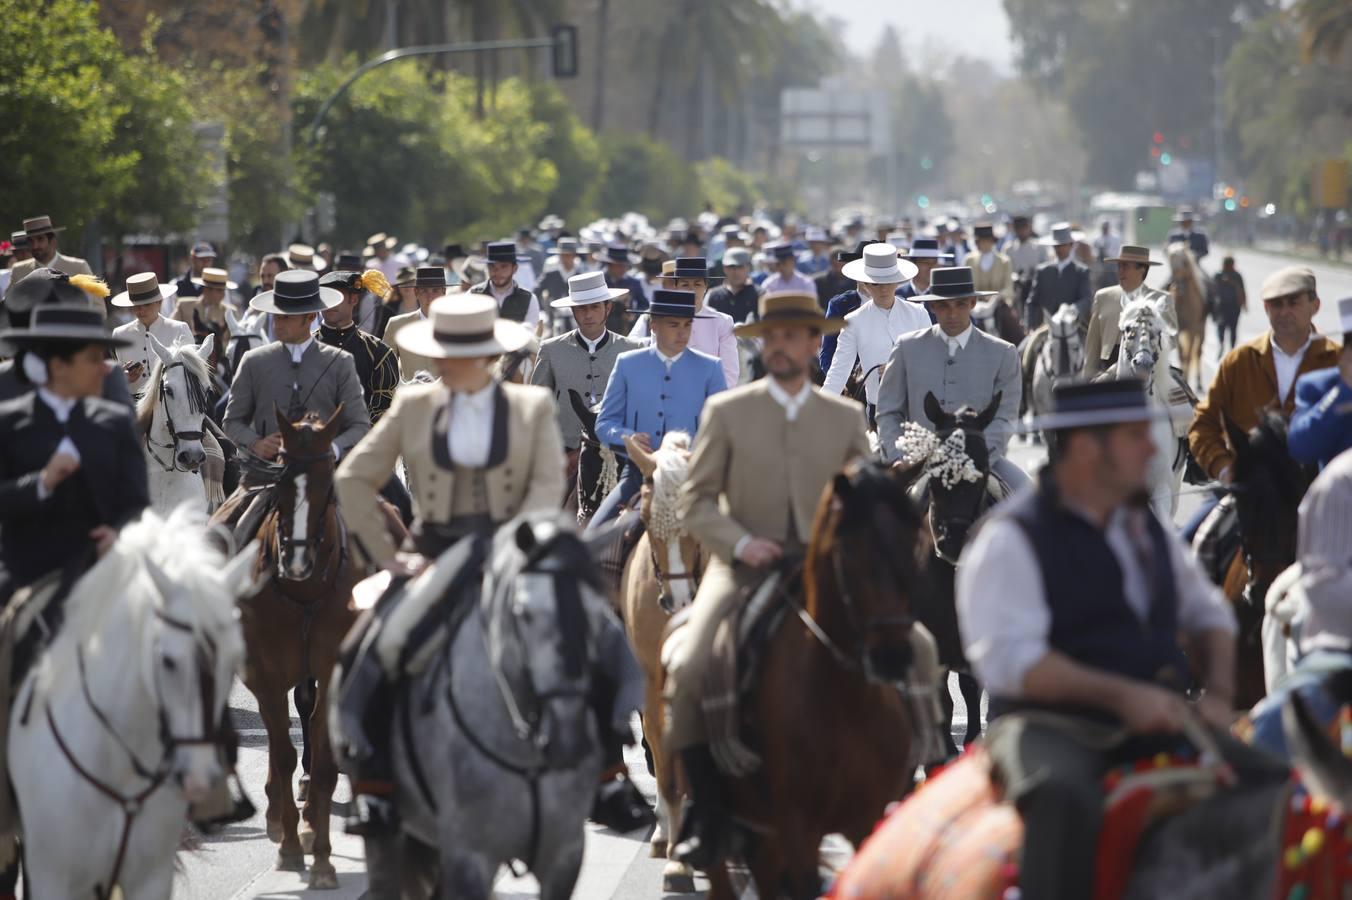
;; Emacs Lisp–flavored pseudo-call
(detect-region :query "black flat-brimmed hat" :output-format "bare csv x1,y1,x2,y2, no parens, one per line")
767,242,796,261
911,266,1000,303
485,241,517,265
834,240,871,263
593,243,638,266
973,224,997,241
902,238,954,261
411,266,450,289
333,253,363,272
249,270,343,316
642,289,711,319
1024,378,1169,432
735,291,846,339
0,304,130,351
667,256,722,283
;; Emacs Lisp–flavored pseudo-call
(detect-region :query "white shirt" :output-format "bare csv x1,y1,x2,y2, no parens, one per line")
979,251,995,273
761,271,816,295
944,324,973,357
655,348,684,370
285,337,314,364
956,501,1236,697
446,381,496,467
112,315,195,395
1272,332,1314,403
629,307,740,388
822,298,932,404
1056,254,1074,272
765,378,811,422
579,332,605,354
35,388,81,500
1094,233,1123,259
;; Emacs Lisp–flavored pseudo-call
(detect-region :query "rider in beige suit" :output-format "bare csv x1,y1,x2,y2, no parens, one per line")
1081,245,1176,379
663,291,942,868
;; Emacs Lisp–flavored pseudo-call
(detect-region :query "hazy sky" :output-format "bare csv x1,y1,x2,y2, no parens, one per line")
795,0,1016,74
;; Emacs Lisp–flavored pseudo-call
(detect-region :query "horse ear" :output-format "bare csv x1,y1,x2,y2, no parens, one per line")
197,332,215,360
225,307,242,334
223,540,266,601
515,519,537,553
974,391,1003,431
147,332,173,365
143,555,176,602
274,404,297,442
923,391,948,429
567,389,598,435
319,403,344,443
1222,413,1249,459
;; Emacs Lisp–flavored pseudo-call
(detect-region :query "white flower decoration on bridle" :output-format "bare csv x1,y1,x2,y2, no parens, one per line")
895,421,983,489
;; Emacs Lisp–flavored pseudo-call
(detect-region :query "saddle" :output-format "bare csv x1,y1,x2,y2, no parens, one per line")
586,509,645,601
829,744,1226,900
1193,493,1240,587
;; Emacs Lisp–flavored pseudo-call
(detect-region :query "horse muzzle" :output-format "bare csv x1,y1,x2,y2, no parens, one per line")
866,642,915,683
177,443,206,471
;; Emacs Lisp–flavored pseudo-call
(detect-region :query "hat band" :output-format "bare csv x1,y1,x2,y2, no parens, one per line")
863,263,901,278
931,283,977,296
761,307,825,322
569,285,613,304
128,285,161,302
34,308,103,328
671,268,708,279
273,292,320,311
433,328,497,345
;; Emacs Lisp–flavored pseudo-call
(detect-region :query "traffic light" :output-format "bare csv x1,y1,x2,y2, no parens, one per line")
1160,153,1173,166
1153,131,1164,145
1223,186,1236,199
1150,147,1161,159
552,25,578,78
916,195,930,209
1224,199,1237,212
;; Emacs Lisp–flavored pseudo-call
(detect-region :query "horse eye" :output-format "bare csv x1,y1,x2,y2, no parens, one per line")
163,386,174,397
162,654,178,671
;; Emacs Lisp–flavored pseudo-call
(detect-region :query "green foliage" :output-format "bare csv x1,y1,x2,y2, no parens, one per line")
595,133,702,223
0,0,210,240
525,82,606,226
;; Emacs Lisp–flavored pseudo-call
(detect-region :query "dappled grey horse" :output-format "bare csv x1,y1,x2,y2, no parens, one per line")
373,513,619,900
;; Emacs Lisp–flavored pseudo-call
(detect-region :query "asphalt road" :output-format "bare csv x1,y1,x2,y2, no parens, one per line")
171,244,1351,899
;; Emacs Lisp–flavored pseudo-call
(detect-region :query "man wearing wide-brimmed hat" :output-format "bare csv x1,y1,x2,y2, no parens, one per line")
663,290,941,867
110,273,193,396
823,244,926,417
761,241,814,295
1005,213,1046,276
174,267,240,356
704,248,761,324
956,377,1279,900
1027,222,1093,330
286,243,327,273
532,272,643,466
592,242,647,332
174,241,218,303
1167,207,1210,262
467,241,540,329
4,216,93,298
811,243,854,313
536,236,587,307
317,268,401,426
630,257,739,388
222,270,369,462
877,265,1027,490
1081,245,1176,379
383,266,454,381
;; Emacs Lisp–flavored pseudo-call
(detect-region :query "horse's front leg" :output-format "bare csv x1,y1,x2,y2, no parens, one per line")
958,671,984,746
535,832,584,900
302,676,339,889
256,684,305,871
435,839,492,900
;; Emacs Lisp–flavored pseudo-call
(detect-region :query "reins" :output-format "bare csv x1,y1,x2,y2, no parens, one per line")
145,360,209,474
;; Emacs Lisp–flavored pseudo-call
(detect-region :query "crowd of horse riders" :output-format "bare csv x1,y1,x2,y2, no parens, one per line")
1,203,1352,900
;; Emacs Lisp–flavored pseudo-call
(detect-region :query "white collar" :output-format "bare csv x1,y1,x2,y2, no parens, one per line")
1271,331,1314,361
765,378,811,417
1056,255,1073,271
37,387,78,423
450,379,496,409
133,314,161,331
489,280,516,301
942,324,974,349
655,348,684,367
285,337,314,363
578,330,606,353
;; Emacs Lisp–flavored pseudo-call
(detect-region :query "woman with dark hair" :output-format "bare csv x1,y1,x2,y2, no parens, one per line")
0,305,149,602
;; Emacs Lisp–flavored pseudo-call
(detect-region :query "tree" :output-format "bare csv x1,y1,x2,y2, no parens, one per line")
595,133,701,223
527,83,606,225
0,0,210,242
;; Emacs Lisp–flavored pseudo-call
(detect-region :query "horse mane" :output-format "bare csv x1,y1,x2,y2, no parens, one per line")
134,341,212,435
38,507,242,699
1167,242,1207,304
649,431,692,542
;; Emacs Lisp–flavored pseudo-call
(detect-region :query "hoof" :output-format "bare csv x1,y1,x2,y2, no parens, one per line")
649,838,668,859
267,820,284,844
298,774,310,803
276,851,307,873
663,861,695,894
299,828,315,854
309,861,339,890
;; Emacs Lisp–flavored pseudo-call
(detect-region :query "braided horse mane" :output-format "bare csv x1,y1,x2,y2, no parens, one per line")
647,431,692,543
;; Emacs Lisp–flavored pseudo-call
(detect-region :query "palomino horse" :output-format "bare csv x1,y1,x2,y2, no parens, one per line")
385,514,615,899
1028,303,1083,451
1109,297,1194,521
1167,242,1209,388
1220,412,1315,710
137,333,220,514
686,462,939,900
896,393,1004,755
211,408,360,889
9,508,251,899
619,432,705,893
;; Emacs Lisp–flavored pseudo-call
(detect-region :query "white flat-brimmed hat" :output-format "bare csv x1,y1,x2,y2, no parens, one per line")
396,294,534,359
841,243,920,285
550,271,629,308
111,272,179,308
1040,222,1086,246
190,267,239,291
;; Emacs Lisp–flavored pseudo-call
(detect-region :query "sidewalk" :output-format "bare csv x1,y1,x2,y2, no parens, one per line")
1244,239,1352,271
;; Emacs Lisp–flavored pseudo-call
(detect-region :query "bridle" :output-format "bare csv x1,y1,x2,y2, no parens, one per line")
1039,322,1081,380
46,601,230,900
649,529,703,613
145,360,208,473
273,448,346,583
922,426,994,566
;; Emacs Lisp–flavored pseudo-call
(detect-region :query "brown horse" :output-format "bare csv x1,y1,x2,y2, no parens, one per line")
685,461,938,900
211,408,360,889
617,432,706,892
1220,411,1315,710
1167,242,1208,388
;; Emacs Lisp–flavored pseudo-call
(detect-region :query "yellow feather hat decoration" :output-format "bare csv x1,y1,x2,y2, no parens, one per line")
359,269,392,301
68,273,111,299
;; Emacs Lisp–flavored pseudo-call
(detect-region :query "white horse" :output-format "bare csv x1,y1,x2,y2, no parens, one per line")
1110,297,1193,520
139,333,217,515
1030,303,1085,435
9,508,253,899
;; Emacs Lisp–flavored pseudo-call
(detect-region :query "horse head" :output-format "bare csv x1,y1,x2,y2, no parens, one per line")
1224,411,1314,602
907,391,1001,564
273,405,343,581
568,389,615,522
810,461,924,682
1116,297,1172,382
1043,303,1084,378
487,513,605,769
143,332,214,472
971,299,999,335
628,431,701,611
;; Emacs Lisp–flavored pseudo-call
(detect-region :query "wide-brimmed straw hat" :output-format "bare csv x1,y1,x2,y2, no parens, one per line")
22,215,65,237
841,244,920,285
0,304,131,351
287,243,327,272
111,272,178,308
911,266,1000,304
1104,245,1162,267
551,271,628,308
395,294,534,359
250,270,342,316
191,267,239,291
734,291,846,339
1024,378,1169,432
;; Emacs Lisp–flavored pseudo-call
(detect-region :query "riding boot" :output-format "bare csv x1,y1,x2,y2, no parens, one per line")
672,744,732,869
335,640,400,837
586,674,655,833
